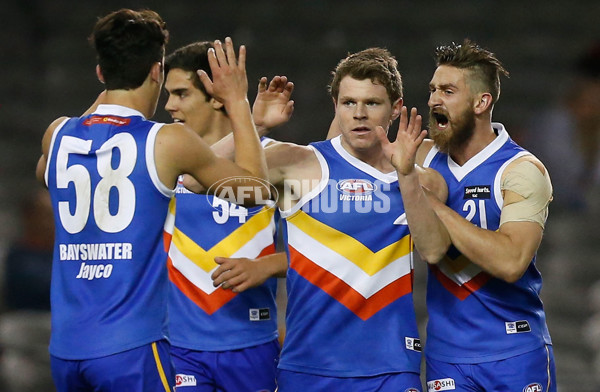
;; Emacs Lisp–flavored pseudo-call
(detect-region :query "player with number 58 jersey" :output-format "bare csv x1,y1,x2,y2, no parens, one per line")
36,10,267,390
44,106,173,359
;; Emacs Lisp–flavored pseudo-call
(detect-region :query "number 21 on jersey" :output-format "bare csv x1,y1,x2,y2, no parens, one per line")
463,199,488,229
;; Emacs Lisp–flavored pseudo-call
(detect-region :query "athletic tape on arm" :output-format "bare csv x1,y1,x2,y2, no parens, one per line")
500,160,553,229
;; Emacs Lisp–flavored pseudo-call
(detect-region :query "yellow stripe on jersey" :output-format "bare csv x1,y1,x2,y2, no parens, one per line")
172,206,275,272
288,210,411,276
151,342,171,392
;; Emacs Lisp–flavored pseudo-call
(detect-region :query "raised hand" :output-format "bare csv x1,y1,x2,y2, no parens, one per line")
252,75,295,130
376,106,427,175
198,37,248,106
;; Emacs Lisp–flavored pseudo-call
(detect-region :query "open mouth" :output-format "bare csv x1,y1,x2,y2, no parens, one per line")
432,112,449,129
351,126,370,133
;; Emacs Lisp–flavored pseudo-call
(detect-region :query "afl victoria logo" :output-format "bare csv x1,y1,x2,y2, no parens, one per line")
336,179,376,195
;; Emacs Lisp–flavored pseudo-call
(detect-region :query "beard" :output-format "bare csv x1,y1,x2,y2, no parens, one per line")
428,107,475,154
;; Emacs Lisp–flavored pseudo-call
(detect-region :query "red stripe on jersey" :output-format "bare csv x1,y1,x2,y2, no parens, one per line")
289,246,413,321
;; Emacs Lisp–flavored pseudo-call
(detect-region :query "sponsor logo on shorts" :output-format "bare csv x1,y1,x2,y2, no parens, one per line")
505,320,531,334
523,383,543,392
427,378,456,391
175,374,197,387
250,308,271,321
405,337,422,352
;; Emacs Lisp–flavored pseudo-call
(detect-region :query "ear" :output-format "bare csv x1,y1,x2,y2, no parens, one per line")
390,98,403,121
474,93,492,114
96,65,105,84
150,62,163,84
332,97,338,111
210,97,224,111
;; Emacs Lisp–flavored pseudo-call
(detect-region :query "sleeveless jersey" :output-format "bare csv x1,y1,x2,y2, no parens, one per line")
423,123,552,363
278,136,421,377
44,104,173,359
163,138,279,351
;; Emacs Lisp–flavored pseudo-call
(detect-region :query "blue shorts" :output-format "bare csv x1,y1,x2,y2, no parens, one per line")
171,339,280,392
425,345,556,392
276,369,422,392
50,340,175,392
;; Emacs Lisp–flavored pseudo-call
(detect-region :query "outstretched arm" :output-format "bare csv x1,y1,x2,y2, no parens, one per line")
376,106,451,263
211,252,288,293
197,37,267,182
182,75,295,193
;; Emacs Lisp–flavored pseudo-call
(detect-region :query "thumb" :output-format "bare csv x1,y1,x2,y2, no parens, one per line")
374,125,389,145
197,70,214,96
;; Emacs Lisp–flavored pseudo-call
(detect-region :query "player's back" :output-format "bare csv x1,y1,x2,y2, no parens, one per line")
44,104,174,360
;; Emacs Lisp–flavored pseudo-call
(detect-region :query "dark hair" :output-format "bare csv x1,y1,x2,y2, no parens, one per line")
434,39,509,104
165,41,214,100
328,47,403,103
89,8,169,90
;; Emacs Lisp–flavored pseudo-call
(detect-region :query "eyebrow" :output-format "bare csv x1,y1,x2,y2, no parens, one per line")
339,95,385,102
430,82,457,90
167,88,188,95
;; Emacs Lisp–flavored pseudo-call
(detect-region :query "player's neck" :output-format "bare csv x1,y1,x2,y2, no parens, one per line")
341,141,395,173
450,122,497,166
201,115,232,146
104,88,157,119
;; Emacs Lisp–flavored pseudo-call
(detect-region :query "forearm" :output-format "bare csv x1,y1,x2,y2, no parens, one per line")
227,99,268,181
257,252,288,278
398,170,450,263
431,198,536,282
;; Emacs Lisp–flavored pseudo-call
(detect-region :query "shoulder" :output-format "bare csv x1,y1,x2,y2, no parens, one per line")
41,116,70,153
265,140,316,164
416,139,437,166
504,154,547,178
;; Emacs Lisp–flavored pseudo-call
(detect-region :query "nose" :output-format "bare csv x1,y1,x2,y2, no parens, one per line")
428,90,441,108
353,103,367,119
164,95,177,113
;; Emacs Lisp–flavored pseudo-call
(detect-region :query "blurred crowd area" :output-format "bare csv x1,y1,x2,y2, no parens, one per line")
0,1,598,390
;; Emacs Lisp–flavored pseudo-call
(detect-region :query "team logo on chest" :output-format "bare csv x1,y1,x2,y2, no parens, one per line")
337,179,376,201
463,185,491,199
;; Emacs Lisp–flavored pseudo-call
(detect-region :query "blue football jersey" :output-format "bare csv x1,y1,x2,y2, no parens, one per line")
45,104,173,359
278,136,421,377
423,123,552,363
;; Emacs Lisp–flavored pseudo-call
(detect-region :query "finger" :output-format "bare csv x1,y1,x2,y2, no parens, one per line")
213,267,236,287
232,281,250,293
413,113,424,139
374,125,389,144
224,37,236,67
283,100,295,117
257,77,268,93
416,129,428,144
224,273,244,288
409,107,419,135
237,44,246,71
274,76,288,93
197,69,214,96
283,81,294,98
213,39,227,67
398,106,408,133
